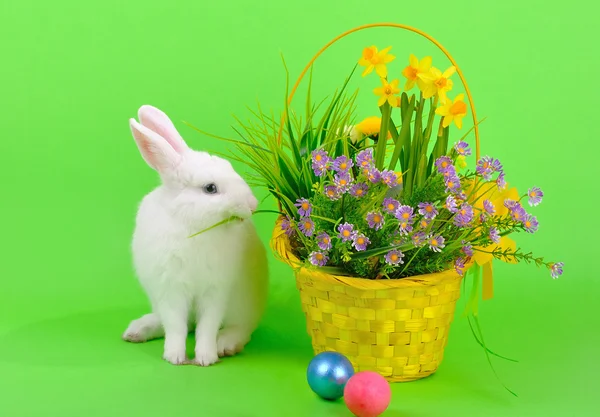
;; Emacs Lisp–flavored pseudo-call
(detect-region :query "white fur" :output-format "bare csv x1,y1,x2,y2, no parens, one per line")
123,105,269,366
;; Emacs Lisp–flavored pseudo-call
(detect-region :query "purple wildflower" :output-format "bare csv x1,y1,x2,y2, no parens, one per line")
455,257,466,276
333,155,353,173
435,156,454,174
418,202,438,219
412,231,427,246
366,166,381,183
337,223,355,242
476,156,503,180
316,232,332,250
356,149,373,168
366,211,385,230
395,205,415,222
496,172,507,190
324,185,341,201
523,214,539,233
418,218,431,229
483,199,496,216
461,240,474,257
309,251,329,267
383,198,400,214
312,165,327,177
504,199,519,210
311,149,330,165
281,217,294,236
311,149,331,176
380,170,398,187
298,217,315,237
334,172,353,192
445,195,459,213
294,198,312,217
445,174,461,194
442,164,457,181
454,141,472,156
349,182,369,198
428,235,446,253
454,203,474,227
528,187,544,207
550,262,564,279
510,203,527,222
492,158,503,172
352,233,370,251
489,227,501,244
398,221,414,235
385,250,405,265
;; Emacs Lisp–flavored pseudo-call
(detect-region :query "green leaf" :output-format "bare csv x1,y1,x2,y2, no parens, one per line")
252,209,286,216
350,242,413,260
184,121,272,154
281,56,303,169
468,314,518,397
268,187,297,216
299,126,314,157
375,103,391,170
463,264,481,317
421,97,439,156
317,66,357,147
388,95,415,171
299,161,313,198
277,153,300,193
466,317,518,362
188,216,243,238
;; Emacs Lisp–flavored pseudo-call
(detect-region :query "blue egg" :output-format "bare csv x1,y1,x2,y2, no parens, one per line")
306,351,355,400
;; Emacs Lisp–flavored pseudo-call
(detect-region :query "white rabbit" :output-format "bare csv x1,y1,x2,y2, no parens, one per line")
122,105,269,366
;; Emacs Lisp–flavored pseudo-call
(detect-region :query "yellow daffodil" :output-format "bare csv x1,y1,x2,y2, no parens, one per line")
358,46,395,78
352,116,391,143
355,116,382,136
401,54,432,91
435,93,467,129
373,79,400,107
420,66,456,101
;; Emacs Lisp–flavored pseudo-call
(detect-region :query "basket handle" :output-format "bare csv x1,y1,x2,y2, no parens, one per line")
277,22,481,160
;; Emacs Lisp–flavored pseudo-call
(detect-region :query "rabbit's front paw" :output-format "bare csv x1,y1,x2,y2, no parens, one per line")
192,349,219,366
163,348,187,365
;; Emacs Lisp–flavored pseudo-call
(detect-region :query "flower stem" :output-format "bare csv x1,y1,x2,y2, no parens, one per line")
422,96,439,151
399,245,425,275
376,103,392,170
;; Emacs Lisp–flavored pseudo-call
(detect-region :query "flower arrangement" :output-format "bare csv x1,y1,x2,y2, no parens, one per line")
189,24,565,386
219,45,563,285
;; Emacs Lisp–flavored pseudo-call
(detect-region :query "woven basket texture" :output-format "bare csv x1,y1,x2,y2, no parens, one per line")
271,219,463,381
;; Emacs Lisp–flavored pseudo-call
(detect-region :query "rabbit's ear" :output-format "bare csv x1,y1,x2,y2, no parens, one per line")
129,118,181,172
137,105,189,154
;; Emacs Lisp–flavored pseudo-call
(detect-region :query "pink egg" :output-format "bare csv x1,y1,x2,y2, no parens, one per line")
343,371,391,417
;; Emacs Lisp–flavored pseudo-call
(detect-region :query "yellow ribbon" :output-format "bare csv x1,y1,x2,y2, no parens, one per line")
466,180,521,301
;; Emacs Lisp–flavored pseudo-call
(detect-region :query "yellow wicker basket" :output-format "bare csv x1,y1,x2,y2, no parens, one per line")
271,219,463,382
269,23,483,382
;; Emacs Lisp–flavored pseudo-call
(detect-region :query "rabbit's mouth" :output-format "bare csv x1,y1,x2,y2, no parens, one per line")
227,215,247,224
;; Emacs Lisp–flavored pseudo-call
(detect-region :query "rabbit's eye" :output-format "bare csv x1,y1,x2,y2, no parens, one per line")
203,183,218,194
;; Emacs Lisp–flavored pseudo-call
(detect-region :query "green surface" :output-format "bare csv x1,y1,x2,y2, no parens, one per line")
0,0,597,416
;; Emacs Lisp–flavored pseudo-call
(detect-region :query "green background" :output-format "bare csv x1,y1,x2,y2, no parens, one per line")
1,0,597,416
